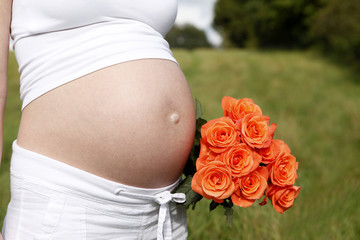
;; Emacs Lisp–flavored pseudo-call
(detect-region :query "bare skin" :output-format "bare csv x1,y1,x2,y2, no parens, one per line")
0,1,11,238
17,59,196,188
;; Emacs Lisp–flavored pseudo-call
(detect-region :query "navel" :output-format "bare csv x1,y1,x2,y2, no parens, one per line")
170,112,180,124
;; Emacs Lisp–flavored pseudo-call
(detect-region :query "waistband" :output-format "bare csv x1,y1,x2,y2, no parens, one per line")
10,140,186,240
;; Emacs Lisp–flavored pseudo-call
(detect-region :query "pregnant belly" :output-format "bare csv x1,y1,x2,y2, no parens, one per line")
17,59,196,188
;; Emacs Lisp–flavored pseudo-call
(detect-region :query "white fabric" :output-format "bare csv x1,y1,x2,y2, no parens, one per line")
114,189,186,240
10,0,178,110
2,141,188,240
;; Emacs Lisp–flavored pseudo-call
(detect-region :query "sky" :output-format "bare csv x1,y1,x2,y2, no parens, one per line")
176,0,222,46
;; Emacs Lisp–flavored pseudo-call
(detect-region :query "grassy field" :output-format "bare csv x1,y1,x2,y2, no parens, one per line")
1,49,360,239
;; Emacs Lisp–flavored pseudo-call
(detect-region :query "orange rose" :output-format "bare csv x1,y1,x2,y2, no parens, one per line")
238,113,277,149
277,139,291,153
196,140,217,170
257,139,291,164
191,161,235,203
201,117,240,154
268,152,298,187
231,167,269,207
221,96,262,122
266,184,301,214
217,143,262,177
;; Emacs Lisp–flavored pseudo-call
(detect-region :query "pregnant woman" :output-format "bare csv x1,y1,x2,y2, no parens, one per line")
0,0,195,239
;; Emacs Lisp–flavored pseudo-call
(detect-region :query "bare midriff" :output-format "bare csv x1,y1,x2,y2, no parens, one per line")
16,59,196,188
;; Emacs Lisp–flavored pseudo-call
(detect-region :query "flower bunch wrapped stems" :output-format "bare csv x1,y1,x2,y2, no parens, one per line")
181,97,300,218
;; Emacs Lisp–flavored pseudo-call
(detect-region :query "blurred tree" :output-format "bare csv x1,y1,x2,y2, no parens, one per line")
213,0,323,48
166,24,212,49
310,0,360,62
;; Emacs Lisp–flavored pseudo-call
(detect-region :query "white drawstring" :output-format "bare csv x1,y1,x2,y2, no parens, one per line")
114,189,186,240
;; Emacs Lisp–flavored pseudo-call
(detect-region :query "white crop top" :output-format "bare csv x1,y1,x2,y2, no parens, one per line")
11,0,178,110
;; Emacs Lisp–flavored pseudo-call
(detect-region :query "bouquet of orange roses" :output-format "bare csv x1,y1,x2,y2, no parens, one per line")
174,97,300,225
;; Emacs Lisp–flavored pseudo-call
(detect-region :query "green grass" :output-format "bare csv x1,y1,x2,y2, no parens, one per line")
0,52,21,228
1,49,360,239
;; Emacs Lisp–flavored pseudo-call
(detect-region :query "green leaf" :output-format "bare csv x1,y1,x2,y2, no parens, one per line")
195,99,203,119
221,198,234,208
224,207,234,228
210,200,220,211
189,116,207,167
173,175,192,194
194,117,207,146
183,154,197,176
173,176,203,209
186,189,203,209
196,117,207,130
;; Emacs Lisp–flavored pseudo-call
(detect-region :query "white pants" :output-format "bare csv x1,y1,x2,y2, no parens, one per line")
2,141,188,240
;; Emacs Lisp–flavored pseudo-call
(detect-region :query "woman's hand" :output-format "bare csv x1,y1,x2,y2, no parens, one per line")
0,233,4,240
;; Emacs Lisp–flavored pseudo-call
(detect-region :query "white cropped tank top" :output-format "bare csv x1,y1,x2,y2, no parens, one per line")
11,0,178,110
